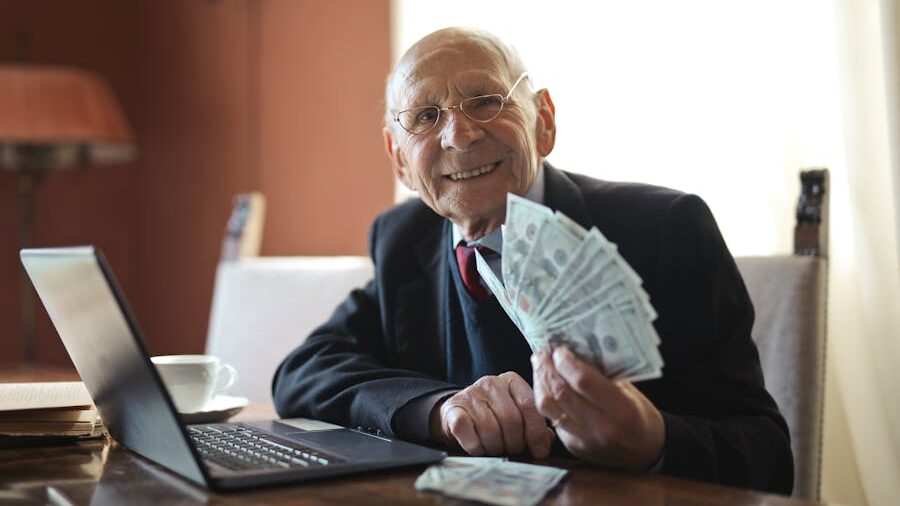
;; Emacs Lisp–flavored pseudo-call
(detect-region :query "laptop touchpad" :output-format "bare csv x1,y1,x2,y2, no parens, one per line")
285,429,397,460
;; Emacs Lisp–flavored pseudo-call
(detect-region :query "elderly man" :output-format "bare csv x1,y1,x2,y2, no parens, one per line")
273,27,793,494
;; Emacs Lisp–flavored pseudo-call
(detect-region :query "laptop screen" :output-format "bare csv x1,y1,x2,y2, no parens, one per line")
21,247,208,486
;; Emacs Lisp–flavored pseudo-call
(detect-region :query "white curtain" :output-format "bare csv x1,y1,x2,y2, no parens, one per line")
392,1,900,503
823,1,900,505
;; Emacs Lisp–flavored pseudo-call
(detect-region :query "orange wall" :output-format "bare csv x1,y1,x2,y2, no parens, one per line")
0,0,393,365
258,1,393,255
0,0,142,365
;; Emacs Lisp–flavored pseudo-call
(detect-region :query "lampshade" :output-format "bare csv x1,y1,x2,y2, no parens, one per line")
0,65,135,169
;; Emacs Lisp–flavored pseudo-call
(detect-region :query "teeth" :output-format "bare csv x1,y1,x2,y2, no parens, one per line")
448,163,497,181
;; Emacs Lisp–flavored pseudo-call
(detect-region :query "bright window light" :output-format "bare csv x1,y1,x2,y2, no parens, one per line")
392,0,844,256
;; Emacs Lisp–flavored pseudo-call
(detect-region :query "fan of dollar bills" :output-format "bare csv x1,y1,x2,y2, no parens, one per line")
474,194,663,382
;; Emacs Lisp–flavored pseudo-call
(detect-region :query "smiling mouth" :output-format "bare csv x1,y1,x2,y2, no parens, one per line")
446,162,500,181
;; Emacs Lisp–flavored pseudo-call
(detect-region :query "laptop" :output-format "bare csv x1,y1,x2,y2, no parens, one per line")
20,246,445,491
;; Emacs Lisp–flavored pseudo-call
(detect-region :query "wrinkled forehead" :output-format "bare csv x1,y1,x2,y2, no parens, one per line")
388,39,513,110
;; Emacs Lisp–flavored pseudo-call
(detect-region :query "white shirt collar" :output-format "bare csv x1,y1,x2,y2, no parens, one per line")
451,164,546,252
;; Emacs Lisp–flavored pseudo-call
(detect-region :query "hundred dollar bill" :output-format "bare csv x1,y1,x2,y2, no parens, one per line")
415,457,507,492
544,303,648,378
541,280,658,378
553,210,589,240
540,256,631,330
475,249,525,336
514,218,581,332
611,299,663,380
503,194,553,306
538,225,656,324
535,229,612,323
441,460,568,506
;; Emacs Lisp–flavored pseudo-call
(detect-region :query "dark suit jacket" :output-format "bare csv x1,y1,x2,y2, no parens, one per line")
273,164,794,494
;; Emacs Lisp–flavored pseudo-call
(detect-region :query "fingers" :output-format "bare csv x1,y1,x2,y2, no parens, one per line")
531,346,668,470
468,396,505,455
484,374,527,454
531,350,569,426
551,346,623,412
440,404,483,455
439,373,545,457
532,349,588,427
441,397,502,455
507,373,554,458
532,347,616,431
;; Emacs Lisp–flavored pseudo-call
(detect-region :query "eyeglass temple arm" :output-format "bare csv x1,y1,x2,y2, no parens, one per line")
505,72,530,100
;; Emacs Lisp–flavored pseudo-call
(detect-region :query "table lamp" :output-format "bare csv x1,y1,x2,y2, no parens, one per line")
0,65,136,363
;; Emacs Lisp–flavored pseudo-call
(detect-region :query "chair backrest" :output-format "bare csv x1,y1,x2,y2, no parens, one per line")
207,191,375,403
205,256,374,404
734,168,828,500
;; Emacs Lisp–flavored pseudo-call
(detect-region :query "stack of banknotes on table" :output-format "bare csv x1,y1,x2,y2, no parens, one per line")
475,194,664,382
415,457,568,506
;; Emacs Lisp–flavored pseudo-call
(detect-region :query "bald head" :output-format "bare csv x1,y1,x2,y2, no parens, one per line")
385,28,529,126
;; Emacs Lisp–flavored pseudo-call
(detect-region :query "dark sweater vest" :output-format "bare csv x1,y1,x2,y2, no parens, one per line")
444,234,534,386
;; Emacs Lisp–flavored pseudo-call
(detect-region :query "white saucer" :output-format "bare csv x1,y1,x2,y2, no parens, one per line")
179,395,249,424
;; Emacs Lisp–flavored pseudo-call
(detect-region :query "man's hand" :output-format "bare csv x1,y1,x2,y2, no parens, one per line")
531,346,665,470
429,372,554,458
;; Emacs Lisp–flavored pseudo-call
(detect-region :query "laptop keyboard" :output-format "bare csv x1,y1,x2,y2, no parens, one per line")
189,424,341,472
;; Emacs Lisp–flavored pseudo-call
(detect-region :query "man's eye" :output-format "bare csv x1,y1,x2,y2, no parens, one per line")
415,108,438,123
470,96,502,109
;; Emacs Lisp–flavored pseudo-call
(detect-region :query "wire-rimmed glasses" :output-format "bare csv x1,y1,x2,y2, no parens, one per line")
393,72,529,135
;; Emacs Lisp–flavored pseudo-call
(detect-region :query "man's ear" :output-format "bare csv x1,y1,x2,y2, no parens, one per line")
534,89,557,157
383,127,415,190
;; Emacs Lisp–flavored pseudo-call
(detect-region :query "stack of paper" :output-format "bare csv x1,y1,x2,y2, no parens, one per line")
0,382,105,439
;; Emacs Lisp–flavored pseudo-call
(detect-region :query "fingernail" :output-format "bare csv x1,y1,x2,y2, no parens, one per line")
552,346,566,364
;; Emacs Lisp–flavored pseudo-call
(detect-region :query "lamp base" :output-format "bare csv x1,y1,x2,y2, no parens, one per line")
14,153,47,364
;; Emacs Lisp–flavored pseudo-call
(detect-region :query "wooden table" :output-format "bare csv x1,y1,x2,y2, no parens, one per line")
0,366,823,506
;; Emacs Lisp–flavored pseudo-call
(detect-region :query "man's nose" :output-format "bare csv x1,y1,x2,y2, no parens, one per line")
440,107,485,151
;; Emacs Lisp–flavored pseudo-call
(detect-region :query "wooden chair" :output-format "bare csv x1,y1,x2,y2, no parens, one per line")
734,169,828,500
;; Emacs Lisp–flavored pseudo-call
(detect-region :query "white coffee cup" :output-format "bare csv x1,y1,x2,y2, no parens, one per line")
151,355,238,413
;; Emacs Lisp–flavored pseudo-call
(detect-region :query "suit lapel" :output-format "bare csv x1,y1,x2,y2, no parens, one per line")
543,162,593,230
393,219,449,379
